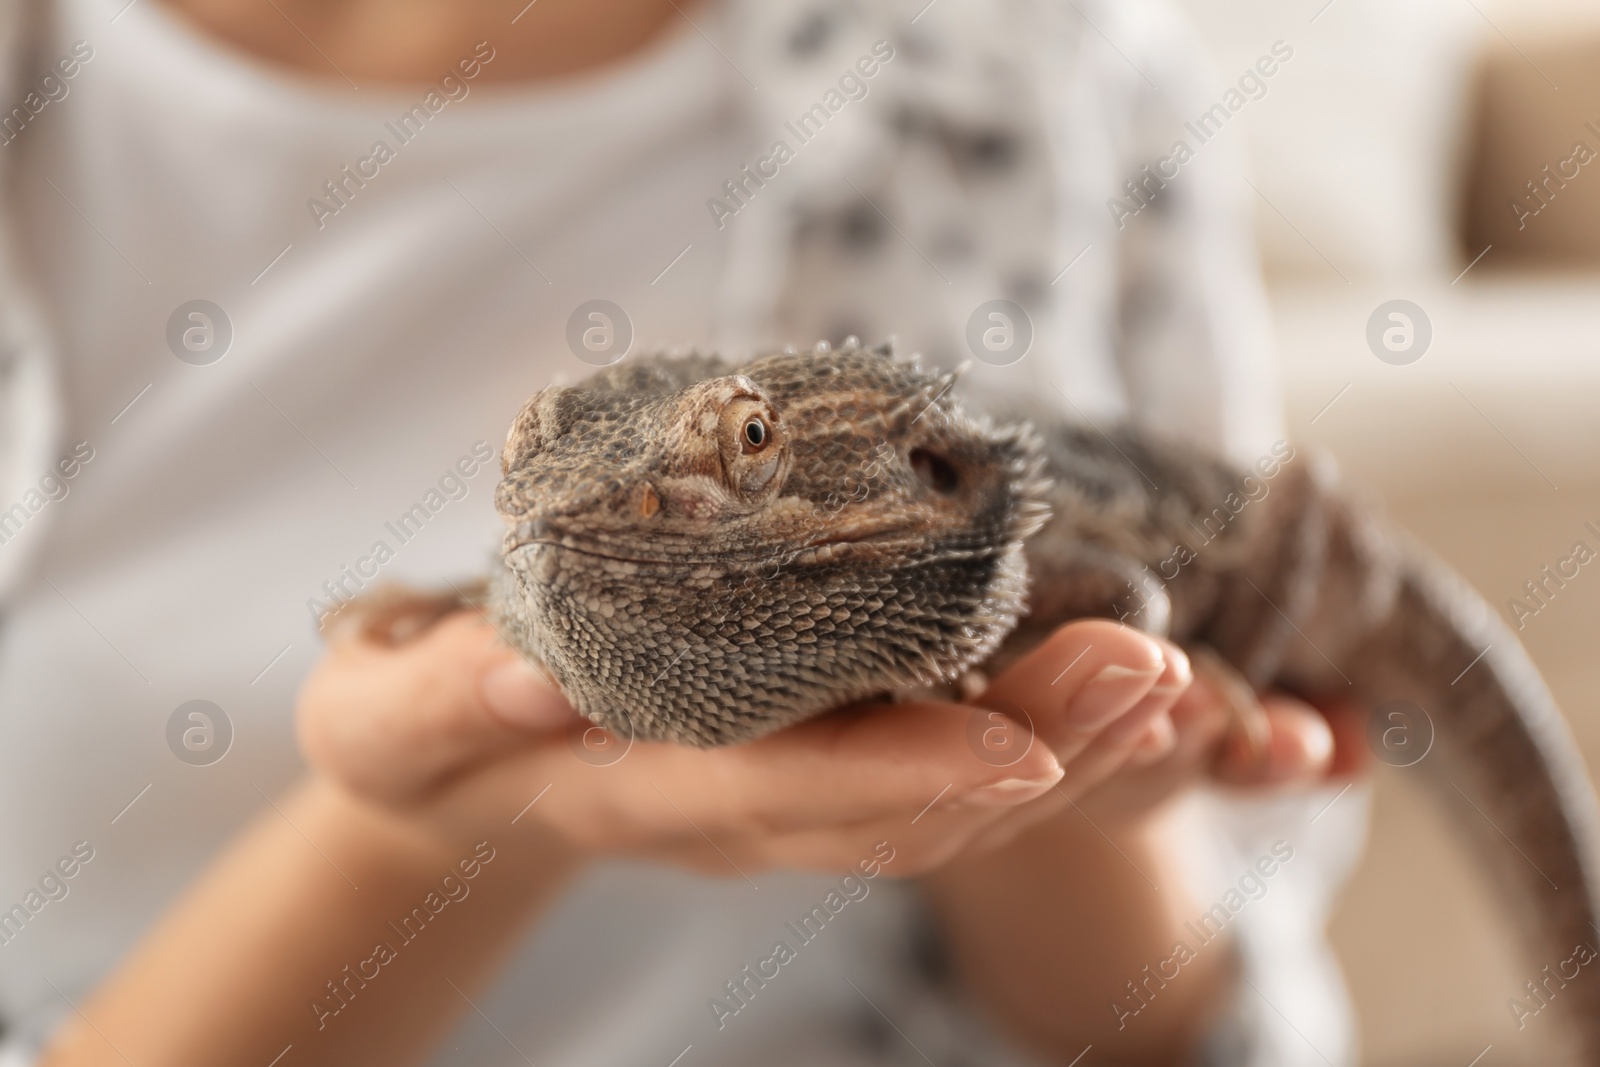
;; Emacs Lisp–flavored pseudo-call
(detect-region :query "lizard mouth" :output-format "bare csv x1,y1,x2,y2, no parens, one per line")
505,525,941,569
502,515,934,572
502,492,994,570
508,539,683,566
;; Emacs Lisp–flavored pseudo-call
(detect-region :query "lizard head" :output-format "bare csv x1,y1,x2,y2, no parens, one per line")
493,339,1050,746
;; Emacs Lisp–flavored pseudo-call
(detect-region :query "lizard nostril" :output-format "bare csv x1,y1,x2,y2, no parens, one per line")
910,448,960,494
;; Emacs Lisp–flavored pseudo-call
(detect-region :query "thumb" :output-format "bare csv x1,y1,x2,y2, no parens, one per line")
298,613,579,803
481,656,579,730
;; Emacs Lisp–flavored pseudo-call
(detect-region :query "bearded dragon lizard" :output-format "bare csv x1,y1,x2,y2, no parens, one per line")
344,338,1600,1059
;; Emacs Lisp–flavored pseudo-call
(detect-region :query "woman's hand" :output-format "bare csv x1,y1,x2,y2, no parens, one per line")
919,623,1367,1065
295,610,1253,880
49,611,1360,1067
973,620,1360,831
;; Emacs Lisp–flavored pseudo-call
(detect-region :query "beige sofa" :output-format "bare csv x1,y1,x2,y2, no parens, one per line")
1177,2,1600,1061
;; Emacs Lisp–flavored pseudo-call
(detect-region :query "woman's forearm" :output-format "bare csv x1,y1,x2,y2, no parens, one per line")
41,777,583,1067
921,801,1233,1065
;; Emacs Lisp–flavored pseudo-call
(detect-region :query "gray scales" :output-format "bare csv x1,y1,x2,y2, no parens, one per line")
346,338,1600,1059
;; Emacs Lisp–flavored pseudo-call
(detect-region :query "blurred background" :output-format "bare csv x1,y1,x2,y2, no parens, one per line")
6,0,1595,1061
1176,0,1600,1062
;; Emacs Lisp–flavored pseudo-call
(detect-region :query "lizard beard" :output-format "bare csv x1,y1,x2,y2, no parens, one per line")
493,538,1032,746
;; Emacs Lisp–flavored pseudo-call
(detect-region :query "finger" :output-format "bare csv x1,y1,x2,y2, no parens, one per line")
725,809,998,878
978,620,1183,761
635,809,982,880
1127,712,1177,767
1110,668,1283,787
486,697,1068,847
1321,699,1371,778
1053,657,1192,798
1161,674,1235,765
1066,672,1240,817
1216,695,1336,787
298,613,578,802
494,762,1015,878
734,698,1068,825
724,765,1100,878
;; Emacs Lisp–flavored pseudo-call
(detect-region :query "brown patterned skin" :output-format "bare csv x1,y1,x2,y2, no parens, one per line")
491,341,1047,745
1020,413,1600,1063
482,337,1600,1058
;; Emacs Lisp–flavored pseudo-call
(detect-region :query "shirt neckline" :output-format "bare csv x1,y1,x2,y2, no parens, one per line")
86,0,720,132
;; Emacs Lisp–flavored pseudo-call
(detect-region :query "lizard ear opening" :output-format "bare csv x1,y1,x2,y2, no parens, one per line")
910,448,960,494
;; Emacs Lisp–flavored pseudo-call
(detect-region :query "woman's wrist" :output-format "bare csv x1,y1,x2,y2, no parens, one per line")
306,772,591,891
42,776,589,1067
920,792,1232,1062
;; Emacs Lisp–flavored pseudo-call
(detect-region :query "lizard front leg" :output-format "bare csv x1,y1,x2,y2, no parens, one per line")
997,541,1271,763
320,579,490,646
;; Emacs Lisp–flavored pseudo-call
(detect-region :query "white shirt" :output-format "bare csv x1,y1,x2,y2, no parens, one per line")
0,0,1364,1062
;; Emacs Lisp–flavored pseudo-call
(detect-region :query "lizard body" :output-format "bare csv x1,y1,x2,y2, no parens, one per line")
356,338,1600,1058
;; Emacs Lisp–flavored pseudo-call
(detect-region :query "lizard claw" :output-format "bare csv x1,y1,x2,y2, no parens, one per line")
1189,645,1272,769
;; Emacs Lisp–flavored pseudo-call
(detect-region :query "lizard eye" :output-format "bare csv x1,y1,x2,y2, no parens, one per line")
717,390,786,499
742,417,770,453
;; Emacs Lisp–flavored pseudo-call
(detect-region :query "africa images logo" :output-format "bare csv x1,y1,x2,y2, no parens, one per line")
705,41,896,230
305,43,497,230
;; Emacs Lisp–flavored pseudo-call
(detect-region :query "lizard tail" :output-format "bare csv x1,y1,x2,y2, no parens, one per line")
1017,427,1600,1051
1334,541,1600,1058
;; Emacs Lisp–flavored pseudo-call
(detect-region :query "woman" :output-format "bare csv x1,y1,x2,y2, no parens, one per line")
0,0,1366,1063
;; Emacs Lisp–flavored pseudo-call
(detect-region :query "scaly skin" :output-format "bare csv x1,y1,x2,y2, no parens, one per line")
490,341,1048,744
347,337,1600,1059
1018,413,1600,1061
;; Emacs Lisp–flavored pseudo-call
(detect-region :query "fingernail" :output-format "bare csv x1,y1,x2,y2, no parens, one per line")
481,659,574,729
1302,721,1335,767
1264,718,1335,780
957,768,1064,807
1068,663,1165,732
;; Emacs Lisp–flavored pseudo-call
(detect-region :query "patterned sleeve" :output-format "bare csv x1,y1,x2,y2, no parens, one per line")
1096,0,1286,467
1097,6,1367,1065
